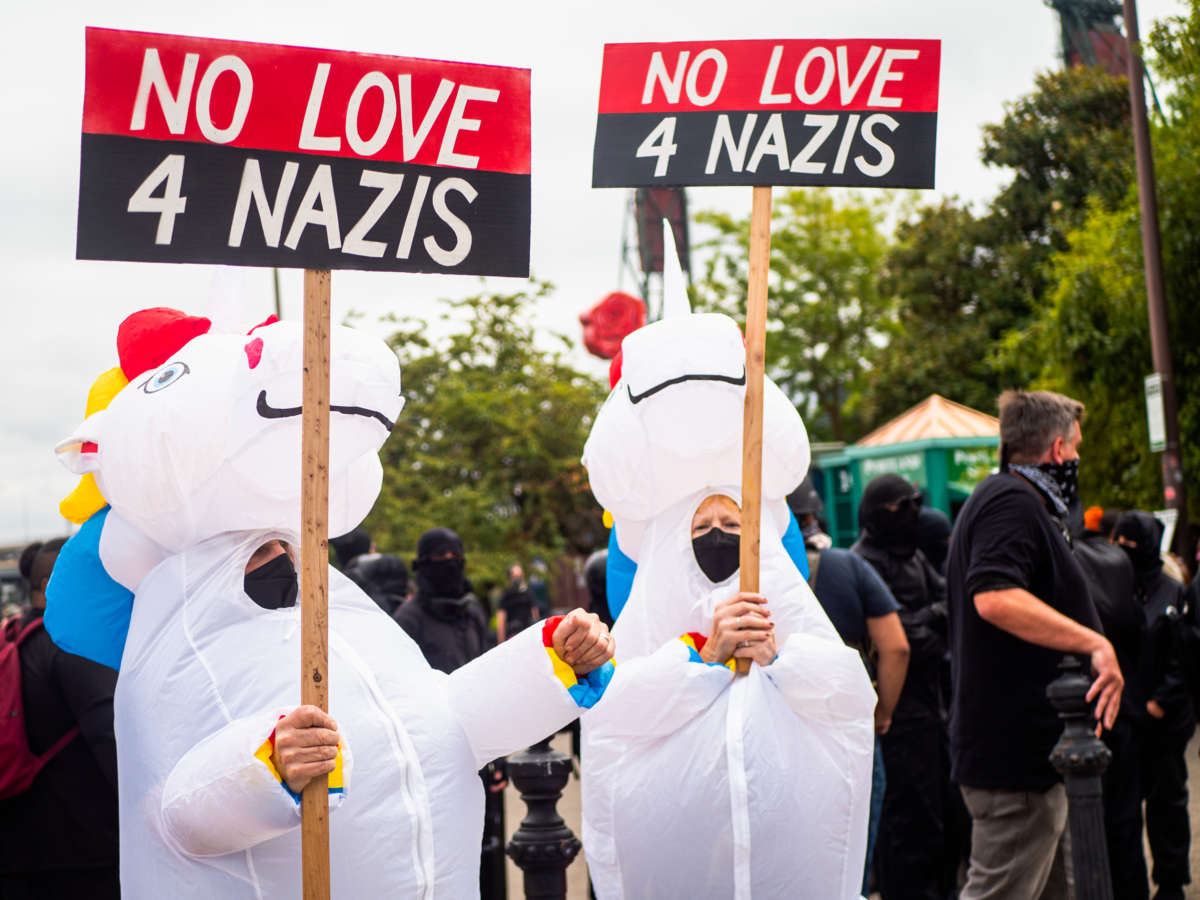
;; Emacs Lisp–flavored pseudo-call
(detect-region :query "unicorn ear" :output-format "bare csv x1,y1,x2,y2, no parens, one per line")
55,409,107,475
660,219,691,319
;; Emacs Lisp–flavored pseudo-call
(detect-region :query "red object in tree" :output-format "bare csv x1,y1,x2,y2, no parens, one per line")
580,292,646,361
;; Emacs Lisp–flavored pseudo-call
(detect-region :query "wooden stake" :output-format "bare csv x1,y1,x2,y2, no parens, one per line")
301,268,331,900
737,186,771,676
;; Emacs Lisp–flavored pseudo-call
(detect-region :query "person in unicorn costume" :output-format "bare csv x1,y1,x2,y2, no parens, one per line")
46,308,614,898
579,238,876,899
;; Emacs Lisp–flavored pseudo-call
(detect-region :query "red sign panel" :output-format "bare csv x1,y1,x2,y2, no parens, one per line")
78,27,531,275
592,38,940,188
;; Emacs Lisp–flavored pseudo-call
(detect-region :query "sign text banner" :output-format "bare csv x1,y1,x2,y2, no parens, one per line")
593,39,940,189
78,28,531,275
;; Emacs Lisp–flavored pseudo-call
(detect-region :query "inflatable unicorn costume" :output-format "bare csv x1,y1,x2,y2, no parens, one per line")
48,309,611,898
579,244,876,899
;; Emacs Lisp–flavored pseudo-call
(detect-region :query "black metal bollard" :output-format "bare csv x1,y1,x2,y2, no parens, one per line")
1046,655,1114,900
505,735,581,900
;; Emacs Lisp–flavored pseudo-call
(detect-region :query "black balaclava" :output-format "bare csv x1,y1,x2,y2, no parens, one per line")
859,474,923,557
330,527,371,568
245,552,299,610
693,528,741,583
413,527,467,599
1112,511,1164,583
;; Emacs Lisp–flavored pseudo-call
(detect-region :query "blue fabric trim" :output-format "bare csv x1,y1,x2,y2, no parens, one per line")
280,781,343,805
567,660,614,709
607,510,809,626
780,509,810,580
606,527,636,623
43,507,134,671
684,642,735,669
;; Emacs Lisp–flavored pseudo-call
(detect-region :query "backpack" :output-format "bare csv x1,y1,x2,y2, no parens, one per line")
0,616,80,798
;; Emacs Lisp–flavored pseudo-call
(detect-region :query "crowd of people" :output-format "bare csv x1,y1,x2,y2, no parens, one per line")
794,389,1199,900
4,380,1199,899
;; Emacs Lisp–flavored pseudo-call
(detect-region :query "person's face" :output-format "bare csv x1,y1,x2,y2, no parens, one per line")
431,550,461,563
1049,421,1082,464
691,495,742,538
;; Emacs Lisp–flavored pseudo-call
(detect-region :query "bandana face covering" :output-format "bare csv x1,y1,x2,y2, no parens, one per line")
244,552,299,610
1012,459,1079,518
692,528,740,583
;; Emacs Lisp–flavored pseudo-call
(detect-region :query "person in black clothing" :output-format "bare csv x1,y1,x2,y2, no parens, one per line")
0,539,119,900
917,507,952,576
852,475,956,900
584,549,613,629
331,527,412,617
392,527,504,899
1114,511,1194,900
1072,511,1147,898
947,390,1122,900
497,564,539,642
393,528,489,672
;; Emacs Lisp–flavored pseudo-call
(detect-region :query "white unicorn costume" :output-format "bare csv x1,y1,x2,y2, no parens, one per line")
54,316,609,898
579,245,875,899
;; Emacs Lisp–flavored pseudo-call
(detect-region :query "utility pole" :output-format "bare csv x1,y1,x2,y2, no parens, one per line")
1122,0,1187,551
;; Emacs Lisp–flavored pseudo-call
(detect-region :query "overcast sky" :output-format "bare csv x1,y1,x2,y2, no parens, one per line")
0,0,1185,546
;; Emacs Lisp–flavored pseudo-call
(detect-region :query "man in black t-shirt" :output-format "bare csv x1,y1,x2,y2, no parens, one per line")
947,390,1123,900
497,563,540,642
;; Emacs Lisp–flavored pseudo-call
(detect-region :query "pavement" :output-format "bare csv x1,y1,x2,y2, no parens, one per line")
499,731,1200,899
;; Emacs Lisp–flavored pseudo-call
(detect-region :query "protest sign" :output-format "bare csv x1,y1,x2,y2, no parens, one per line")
77,28,533,898
593,38,940,673
78,27,531,275
593,39,939,188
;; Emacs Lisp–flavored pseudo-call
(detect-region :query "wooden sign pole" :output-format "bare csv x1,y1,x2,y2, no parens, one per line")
737,186,772,676
300,268,332,900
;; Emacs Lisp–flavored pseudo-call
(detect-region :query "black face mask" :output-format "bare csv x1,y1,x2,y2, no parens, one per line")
864,495,922,556
692,528,740,583
1037,459,1080,510
419,557,466,598
245,553,298,610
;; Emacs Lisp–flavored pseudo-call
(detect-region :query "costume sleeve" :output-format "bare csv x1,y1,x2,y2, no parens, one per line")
52,648,119,791
447,618,615,769
582,637,733,740
160,711,349,858
764,631,877,727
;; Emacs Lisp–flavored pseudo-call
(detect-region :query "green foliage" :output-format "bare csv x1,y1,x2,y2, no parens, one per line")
863,65,1134,430
365,282,608,591
1023,3,1200,515
692,190,895,442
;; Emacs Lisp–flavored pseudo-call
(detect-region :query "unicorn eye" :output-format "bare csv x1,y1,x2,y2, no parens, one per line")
142,361,190,394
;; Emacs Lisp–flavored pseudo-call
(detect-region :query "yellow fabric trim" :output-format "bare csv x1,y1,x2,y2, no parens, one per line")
544,646,578,689
254,737,284,784
328,744,344,790
254,735,345,791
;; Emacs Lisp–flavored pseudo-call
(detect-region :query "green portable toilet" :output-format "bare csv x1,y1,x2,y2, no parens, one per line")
810,394,1000,547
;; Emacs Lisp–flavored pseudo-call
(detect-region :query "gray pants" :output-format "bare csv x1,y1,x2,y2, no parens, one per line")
960,783,1075,900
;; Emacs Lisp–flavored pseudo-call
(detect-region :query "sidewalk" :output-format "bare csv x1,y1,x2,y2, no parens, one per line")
501,730,1200,899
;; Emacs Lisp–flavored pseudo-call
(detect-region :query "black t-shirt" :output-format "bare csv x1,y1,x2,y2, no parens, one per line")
499,583,536,637
810,548,900,650
946,473,1101,791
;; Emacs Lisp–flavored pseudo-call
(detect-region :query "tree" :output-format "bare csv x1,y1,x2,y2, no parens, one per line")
693,190,895,443
1015,3,1200,515
858,65,1134,426
364,282,608,590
